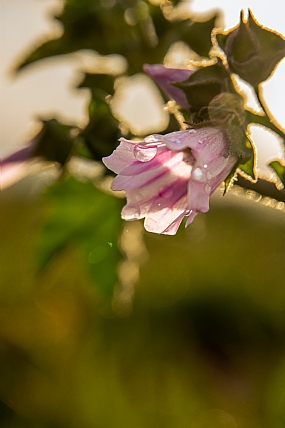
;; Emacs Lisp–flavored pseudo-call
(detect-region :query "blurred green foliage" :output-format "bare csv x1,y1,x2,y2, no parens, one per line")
2,187,285,427
18,0,217,74
37,178,124,299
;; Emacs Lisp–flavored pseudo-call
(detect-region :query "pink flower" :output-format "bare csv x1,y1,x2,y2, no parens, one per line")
144,64,193,108
103,127,237,235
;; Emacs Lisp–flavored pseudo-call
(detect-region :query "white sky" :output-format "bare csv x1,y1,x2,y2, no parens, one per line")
1,0,285,175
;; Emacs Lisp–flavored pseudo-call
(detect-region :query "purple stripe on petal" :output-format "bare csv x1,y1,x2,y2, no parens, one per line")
145,194,188,234
103,127,239,235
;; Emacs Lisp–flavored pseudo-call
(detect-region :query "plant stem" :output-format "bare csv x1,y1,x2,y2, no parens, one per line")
247,87,285,141
246,110,285,141
234,175,285,203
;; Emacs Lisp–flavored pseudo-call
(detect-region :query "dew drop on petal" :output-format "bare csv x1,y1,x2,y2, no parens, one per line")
123,204,141,219
135,192,144,202
134,145,157,162
204,183,211,194
206,171,213,180
146,218,159,230
193,167,206,181
144,135,161,143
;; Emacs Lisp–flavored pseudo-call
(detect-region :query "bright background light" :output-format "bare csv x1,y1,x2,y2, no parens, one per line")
2,0,285,176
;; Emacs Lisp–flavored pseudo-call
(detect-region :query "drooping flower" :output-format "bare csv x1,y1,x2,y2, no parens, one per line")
103,127,237,235
144,64,193,108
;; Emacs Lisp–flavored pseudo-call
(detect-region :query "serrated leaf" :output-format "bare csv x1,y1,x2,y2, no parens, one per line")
269,160,285,186
37,177,124,297
216,9,285,87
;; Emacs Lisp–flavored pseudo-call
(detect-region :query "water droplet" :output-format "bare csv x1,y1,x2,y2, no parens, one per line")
159,187,174,199
193,167,206,181
144,135,160,143
146,218,158,230
206,171,213,180
204,183,211,194
135,192,144,202
124,204,141,219
203,164,208,169
134,145,157,162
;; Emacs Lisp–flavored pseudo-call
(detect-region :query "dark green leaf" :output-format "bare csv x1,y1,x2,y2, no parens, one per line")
269,160,285,186
223,166,238,194
80,97,120,161
175,62,231,113
78,73,114,97
77,73,121,161
32,119,74,165
37,177,124,297
238,154,256,181
183,15,218,58
216,9,285,87
16,0,216,76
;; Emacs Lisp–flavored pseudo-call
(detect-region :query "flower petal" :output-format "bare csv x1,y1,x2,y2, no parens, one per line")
144,64,193,108
144,194,188,235
187,179,210,213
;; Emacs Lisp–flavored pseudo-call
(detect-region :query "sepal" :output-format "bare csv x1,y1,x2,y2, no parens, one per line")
216,9,285,87
175,61,231,115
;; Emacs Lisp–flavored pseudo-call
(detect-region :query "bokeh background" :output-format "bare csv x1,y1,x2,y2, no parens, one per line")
2,1,285,427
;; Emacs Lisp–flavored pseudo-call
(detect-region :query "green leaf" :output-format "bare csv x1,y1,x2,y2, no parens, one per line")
37,177,124,297
182,15,218,58
238,153,256,181
16,0,217,76
77,73,121,161
269,160,285,186
216,9,285,87
223,129,256,193
80,97,120,161
78,73,114,97
32,119,74,165
176,61,231,114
